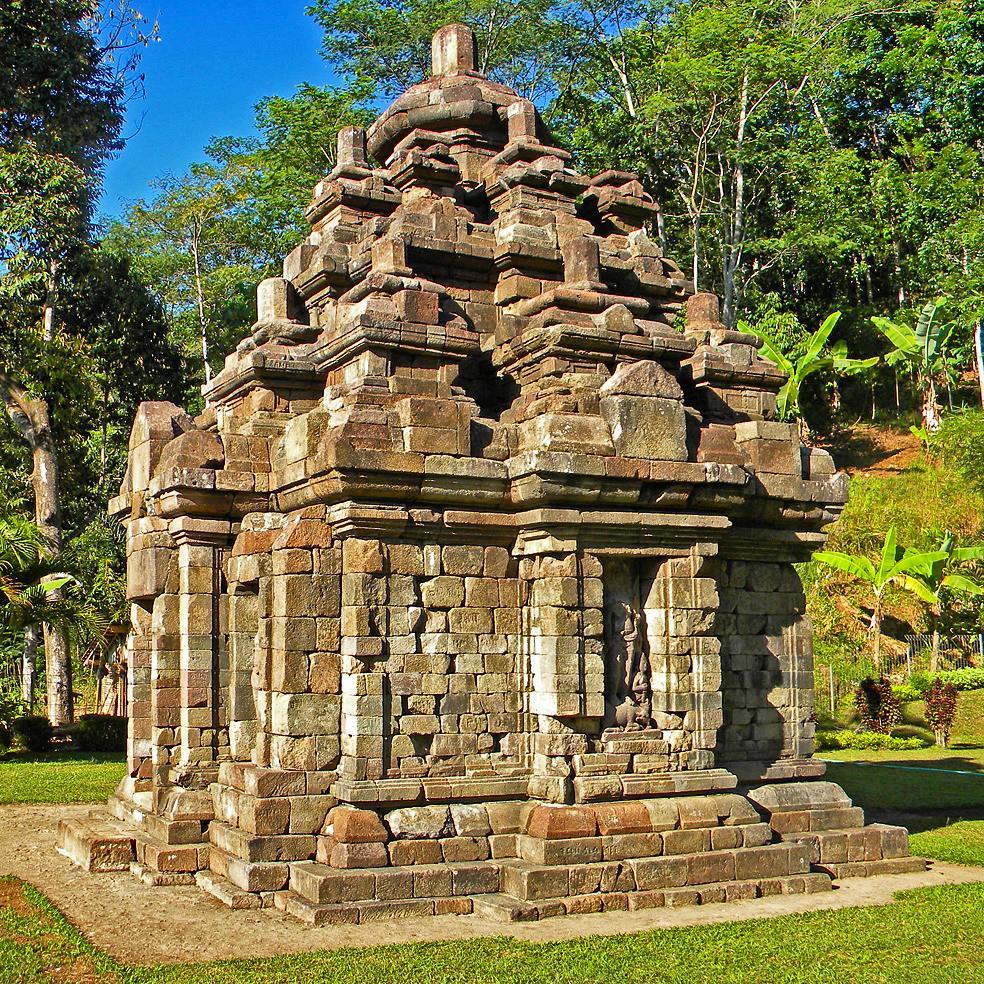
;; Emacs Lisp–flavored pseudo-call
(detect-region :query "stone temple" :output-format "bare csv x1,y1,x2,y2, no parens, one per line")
59,24,922,922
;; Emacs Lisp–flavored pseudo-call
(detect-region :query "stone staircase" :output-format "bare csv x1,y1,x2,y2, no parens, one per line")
59,777,212,886
748,781,926,879
264,792,837,925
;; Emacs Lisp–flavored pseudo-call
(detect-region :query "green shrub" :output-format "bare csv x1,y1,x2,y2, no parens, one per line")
892,682,924,703
12,715,53,752
815,729,930,751
909,671,934,694
75,714,127,753
932,408,984,495
909,668,984,693
926,680,960,746
0,690,20,753
937,668,984,691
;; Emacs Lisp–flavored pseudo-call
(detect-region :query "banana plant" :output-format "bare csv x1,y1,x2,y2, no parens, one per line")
871,300,952,431
909,424,931,452
900,532,984,672
814,527,948,669
754,312,877,429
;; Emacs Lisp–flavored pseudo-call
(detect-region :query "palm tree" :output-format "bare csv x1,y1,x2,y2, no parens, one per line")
0,515,103,712
754,312,877,433
901,532,984,672
814,527,948,669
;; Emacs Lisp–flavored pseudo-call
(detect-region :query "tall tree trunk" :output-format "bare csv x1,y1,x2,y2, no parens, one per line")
691,217,700,292
871,595,882,673
22,625,39,708
40,267,72,725
721,71,750,329
975,320,984,408
922,376,941,432
191,222,212,384
0,372,72,725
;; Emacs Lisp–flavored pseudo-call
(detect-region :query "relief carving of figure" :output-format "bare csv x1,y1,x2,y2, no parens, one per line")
605,588,652,732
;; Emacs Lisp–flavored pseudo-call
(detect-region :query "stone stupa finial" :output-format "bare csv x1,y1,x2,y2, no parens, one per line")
432,23,477,77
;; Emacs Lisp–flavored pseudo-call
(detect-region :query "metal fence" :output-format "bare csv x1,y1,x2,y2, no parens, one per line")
814,634,984,716
897,634,984,675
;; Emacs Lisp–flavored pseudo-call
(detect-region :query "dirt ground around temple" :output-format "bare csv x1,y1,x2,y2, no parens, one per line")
2,802,983,967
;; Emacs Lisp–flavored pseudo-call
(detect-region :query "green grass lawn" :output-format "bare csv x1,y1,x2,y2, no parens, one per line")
4,874,984,984
3,746,984,981
823,756,984,812
910,820,984,867
821,746,984,766
0,749,125,804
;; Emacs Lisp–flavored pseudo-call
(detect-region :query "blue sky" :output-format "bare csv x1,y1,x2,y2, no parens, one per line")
99,1,334,218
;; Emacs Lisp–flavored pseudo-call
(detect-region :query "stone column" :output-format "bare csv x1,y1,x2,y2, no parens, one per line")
169,517,233,785
645,547,722,772
517,538,604,803
339,538,388,783
225,587,258,761
125,602,153,780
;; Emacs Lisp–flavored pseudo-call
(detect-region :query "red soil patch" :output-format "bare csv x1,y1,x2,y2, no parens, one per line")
817,424,922,477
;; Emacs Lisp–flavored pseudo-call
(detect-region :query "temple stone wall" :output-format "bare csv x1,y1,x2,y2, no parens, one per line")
717,561,814,769
57,22,925,922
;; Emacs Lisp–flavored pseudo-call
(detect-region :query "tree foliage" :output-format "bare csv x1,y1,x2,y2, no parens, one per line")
0,1,175,722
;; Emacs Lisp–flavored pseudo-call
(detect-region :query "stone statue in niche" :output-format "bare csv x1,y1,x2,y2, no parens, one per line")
603,563,653,731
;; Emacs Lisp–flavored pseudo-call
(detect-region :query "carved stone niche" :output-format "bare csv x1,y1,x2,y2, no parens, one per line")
602,558,656,734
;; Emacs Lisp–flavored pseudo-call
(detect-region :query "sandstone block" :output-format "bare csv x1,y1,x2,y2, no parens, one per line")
325,807,388,844
451,804,492,837
526,805,598,840
390,840,443,866
330,842,389,868
386,806,455,840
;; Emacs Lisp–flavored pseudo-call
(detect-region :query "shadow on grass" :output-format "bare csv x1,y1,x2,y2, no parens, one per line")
824,758,984,814
834,754,984,775
0,747,123,765
881,811,984,833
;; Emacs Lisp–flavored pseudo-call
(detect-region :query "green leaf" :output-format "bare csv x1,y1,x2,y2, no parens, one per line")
797,311,840,373
813,551,876,584
38,574,74,595
833,355,879,375
951,545,984,562
871,316,918,355
889,550,949,579
877,527,899,584
942,573,984,596
895,574,940,605
755,335,792,373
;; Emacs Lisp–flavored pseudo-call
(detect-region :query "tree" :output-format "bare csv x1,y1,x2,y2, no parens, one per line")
109,84,371,388
0,0,151,724
117,164,261,385
871,301,953,432
751,311,876,430
0,514,103,710
903,532,984,673
58,247,187,501
309,0,568,101
814,527,948,669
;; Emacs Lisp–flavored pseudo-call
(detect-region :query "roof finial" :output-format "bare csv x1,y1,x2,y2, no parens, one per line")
432,23,477,76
